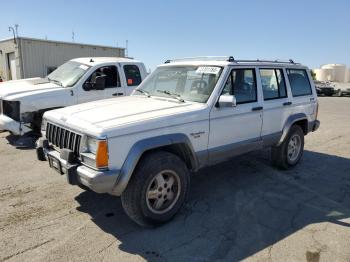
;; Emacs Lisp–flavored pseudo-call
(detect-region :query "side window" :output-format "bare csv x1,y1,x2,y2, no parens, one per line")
222,69,257,104
124,65,142,86
86,66,120,88
260,69,287,100
287,69,312,96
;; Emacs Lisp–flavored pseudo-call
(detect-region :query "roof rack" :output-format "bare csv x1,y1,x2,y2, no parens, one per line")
164,56,235,64
164,56,298,64
232,59,298,64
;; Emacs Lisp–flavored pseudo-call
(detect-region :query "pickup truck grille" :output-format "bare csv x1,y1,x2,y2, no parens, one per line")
46,122,82,156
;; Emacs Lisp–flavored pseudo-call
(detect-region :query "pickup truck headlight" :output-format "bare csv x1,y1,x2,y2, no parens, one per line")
2,100,20,121
82,137,109,169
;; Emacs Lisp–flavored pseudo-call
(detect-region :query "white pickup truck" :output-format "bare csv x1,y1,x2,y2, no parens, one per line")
0,57,147,135
37,57,320,226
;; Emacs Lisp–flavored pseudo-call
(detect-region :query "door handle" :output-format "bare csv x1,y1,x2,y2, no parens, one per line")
283,101,292,106
252,106,263,111
113,93,124,96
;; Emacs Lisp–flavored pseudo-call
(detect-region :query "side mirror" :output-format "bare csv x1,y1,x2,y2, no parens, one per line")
83,82,93,91
94,75,106,90
217,95,237,108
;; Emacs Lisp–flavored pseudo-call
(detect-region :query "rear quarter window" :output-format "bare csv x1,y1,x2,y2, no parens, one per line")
124,65,142,86
287,69,312,97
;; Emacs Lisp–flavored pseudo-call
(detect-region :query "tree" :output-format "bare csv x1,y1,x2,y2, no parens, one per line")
310,70,317,80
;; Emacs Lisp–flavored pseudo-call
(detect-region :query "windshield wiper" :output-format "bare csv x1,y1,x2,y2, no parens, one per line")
48,77,63,87
156,90,185,102
135,89,151,97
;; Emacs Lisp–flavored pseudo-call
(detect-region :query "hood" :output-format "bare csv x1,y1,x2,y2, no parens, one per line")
45,96,208,137
0,78,62,100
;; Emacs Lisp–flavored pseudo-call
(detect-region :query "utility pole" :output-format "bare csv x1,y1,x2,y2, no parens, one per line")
126,40,128,57
8,26,17,44
15,24,19,37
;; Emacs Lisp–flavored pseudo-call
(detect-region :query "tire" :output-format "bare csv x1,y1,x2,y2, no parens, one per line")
271,125,304,169
121,151,190,227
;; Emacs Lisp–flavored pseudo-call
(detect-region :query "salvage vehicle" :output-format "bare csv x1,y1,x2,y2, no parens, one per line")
314,81,336,96
0,57,147,135
37,57,320,226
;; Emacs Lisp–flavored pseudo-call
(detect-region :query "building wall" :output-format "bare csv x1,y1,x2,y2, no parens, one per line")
20,38,125,78
0,39,22,80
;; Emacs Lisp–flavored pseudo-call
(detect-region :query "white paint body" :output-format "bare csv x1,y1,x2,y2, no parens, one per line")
0,57,147,135
43,60,319,171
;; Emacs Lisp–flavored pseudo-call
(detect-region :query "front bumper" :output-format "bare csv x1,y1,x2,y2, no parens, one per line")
0,114,32,135
36,138,120,194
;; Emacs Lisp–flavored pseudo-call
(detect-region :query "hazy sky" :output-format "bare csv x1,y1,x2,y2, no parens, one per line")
1,0,349,70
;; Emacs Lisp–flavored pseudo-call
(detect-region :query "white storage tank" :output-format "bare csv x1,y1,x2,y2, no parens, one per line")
321,64,346,82
314,68,335,82
346,69,350,83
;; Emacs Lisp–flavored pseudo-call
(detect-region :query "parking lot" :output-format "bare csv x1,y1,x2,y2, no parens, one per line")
0,97,349,262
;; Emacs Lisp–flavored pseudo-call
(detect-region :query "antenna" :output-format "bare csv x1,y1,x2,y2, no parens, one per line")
126,40,128,57
72,31,75,42
8,26,17,44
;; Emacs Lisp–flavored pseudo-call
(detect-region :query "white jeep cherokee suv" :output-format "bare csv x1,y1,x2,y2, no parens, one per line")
36,57,320,226
0,57,147,135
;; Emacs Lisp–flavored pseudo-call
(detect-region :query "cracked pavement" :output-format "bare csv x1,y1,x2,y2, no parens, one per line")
0,97,350,262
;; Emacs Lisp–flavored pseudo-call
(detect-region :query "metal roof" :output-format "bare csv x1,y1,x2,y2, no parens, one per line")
0,36,125,50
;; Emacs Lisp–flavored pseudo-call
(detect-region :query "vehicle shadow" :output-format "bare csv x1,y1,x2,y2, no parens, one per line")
5,132,39,149
74,150,350,261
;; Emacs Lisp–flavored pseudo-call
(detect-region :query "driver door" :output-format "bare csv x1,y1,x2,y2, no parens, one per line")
77,67,107,104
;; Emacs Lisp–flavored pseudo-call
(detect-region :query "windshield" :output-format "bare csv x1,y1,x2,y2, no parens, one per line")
135,66,223,103
47,61,90,87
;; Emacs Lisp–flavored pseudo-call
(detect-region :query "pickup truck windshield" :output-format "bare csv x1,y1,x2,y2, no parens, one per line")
47,61,90,87
136,66,223,103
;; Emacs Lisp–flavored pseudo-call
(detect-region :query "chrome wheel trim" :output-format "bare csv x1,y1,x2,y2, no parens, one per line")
287,134,301,162
146,170,181,214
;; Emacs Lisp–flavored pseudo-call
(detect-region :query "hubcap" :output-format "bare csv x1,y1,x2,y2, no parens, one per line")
287,134,301,162
146,170,181,214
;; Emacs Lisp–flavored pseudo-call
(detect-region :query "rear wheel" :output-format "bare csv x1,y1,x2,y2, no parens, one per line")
121,151,190,227
271,125,304,169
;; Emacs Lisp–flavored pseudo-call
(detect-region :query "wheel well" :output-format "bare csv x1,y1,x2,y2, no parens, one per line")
293,119,308,135
140,144,195,171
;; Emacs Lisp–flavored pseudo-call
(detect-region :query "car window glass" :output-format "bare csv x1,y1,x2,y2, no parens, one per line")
287,69,312,96
124,65,142,86
260,69,287,100
223,69,257,104
86,66,120,89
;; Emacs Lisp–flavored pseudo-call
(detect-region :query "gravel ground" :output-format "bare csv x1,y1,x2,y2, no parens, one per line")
0,97,350,262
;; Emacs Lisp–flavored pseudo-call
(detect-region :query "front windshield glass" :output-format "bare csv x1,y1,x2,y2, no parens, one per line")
135,66,223,103
47,61,90,87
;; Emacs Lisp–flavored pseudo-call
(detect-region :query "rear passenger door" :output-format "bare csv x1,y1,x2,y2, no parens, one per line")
286,68,316,117
259,68,292,144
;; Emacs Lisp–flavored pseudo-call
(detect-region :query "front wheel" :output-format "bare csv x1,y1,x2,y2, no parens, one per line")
271,125,304,169
121,151,190,227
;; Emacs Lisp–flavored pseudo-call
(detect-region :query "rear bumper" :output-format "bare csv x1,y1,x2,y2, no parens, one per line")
36,138,120,194
308,120,320,133
0,114,32,135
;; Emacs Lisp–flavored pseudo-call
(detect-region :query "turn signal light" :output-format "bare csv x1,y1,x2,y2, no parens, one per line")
96,140,108,168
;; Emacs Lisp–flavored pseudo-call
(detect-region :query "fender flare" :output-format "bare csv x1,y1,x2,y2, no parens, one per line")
277,113,307,146
111,133,198,196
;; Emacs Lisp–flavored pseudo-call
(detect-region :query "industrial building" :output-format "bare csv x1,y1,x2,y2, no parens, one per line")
0,37,125,81
314,64,350,83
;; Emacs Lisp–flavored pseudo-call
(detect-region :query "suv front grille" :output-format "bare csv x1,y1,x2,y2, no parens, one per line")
46,122,82,156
